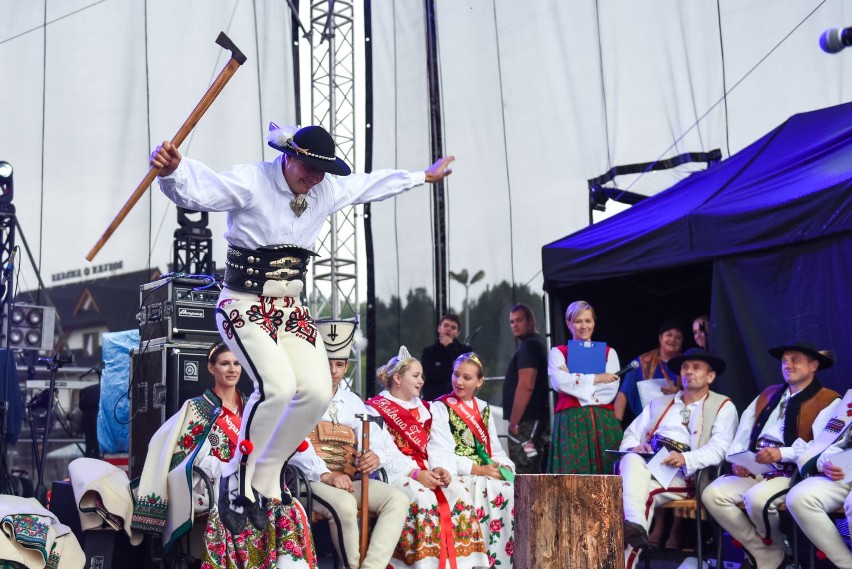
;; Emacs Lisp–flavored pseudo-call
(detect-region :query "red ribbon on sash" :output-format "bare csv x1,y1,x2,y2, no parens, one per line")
438,395,491,457
368,396,458,569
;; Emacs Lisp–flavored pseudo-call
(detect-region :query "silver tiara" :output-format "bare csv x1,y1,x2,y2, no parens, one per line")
397,345,412,360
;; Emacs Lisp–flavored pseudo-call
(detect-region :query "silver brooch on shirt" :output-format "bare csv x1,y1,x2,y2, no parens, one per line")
778,397,789,433
328,401,340,424
290,194,308,217
680,406,692,427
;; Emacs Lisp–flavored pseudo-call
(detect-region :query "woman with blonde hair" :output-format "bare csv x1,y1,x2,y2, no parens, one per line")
548,300,622,475
367,346,488,568
427,353,515,567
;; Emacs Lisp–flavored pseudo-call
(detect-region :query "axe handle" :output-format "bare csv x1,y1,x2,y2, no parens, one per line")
86,56,243,262
360,420,370,564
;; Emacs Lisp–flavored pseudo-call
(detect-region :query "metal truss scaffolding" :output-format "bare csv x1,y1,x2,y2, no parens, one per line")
293,0,361,393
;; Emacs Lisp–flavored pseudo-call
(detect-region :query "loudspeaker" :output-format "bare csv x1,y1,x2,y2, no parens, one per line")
1,304,55,351
128,343,252,479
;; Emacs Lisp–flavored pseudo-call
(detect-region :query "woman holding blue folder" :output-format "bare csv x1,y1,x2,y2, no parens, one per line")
548,300,622,474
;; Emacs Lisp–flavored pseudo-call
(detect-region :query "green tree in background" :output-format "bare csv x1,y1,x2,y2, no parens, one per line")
463,281,544,380
369,287,435,392
369,281,544,401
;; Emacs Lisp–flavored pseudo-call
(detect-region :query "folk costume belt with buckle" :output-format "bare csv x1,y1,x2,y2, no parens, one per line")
753,437,796,478
224,243,316,293
649,434,690,454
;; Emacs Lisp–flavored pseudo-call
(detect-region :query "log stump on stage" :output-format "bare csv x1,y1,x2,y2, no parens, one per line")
515,474,624,569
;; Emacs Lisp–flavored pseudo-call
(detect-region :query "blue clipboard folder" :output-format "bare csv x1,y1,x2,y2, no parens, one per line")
566,340,607,374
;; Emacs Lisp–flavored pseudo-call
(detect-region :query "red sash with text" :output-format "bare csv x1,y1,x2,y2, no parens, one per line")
366,396,431,469
370,395,458,569
437,395,492,457
215,405,242,454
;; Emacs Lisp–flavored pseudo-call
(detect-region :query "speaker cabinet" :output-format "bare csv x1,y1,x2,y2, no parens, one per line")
1,304,55,351
128,343,252,479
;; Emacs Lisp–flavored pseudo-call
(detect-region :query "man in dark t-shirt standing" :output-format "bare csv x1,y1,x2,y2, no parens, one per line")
420,313,472,401
503,304,550,473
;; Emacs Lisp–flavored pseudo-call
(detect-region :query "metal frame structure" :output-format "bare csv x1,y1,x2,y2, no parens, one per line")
0,201,15,494
292,0,362,393
172,208,214,275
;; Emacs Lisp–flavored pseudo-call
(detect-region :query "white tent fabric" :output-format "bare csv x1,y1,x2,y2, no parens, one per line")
1,0,296,294
369,0,852,308
2,0,852,310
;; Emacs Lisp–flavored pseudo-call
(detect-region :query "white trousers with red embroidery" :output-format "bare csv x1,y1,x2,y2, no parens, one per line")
620,452,692,569
216,281,332,501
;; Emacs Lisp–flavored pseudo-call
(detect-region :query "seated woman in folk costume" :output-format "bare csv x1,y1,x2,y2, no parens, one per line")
132,341,317,569
427,353,516,568
366,346,489,569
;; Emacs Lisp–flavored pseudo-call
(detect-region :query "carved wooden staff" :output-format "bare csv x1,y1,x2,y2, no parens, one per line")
355,413,379,565
86,32,247,261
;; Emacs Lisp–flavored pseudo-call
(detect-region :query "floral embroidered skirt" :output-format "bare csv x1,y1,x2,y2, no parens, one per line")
548,406,623,475
202,499,317,569
390,477,489,568
461,475,514,568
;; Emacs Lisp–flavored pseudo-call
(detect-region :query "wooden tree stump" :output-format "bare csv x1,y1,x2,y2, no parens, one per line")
515,474,624,569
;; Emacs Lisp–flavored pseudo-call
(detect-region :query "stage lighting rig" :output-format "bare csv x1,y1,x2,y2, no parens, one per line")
0,162,12,203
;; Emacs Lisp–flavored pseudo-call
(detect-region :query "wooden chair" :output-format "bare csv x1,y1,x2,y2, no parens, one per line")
641,466,717,569
615,457,721,569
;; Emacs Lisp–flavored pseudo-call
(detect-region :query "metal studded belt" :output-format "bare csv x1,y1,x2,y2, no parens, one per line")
649,434,691,454
754,437,796,478
224,244,316,293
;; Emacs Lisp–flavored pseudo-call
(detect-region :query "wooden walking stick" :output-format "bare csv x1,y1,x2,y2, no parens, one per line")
86,31,247,261
355,413,378,565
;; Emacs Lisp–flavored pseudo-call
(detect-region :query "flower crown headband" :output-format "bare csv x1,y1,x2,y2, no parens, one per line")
454,351,484,374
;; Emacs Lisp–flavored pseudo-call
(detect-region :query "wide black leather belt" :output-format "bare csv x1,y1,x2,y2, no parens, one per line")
649,434,690,454
224,244,316,293
753,437,796,478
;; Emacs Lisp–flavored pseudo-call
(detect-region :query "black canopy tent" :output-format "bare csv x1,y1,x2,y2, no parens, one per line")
542,102,852,410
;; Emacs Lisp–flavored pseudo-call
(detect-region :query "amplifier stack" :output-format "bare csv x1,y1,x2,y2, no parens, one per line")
129,276,251,479
138,276,220,346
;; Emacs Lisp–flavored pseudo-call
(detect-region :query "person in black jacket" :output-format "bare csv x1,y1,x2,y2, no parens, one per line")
420,313,471,401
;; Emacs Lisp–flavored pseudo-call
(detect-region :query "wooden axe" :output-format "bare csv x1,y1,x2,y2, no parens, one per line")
86,32,247,261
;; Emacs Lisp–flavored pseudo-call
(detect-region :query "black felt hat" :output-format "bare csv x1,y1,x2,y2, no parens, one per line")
768,341,834,370
668,348,727,375
268,124,351,176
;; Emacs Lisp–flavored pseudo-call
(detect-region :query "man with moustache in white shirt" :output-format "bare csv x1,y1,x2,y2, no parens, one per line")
619,348,738,569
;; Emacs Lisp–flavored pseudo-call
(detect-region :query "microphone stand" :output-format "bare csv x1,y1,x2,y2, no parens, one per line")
33,352,71,506
464,324,484,346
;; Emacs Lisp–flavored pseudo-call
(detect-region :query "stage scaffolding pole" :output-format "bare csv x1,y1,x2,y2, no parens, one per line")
293,0,363,395
424,0,448,326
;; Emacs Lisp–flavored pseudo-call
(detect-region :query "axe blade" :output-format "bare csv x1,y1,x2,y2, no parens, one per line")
216,31,247,65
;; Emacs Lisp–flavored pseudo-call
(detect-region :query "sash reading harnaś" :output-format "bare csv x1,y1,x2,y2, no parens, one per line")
366,395,430,469
438,395,514,483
